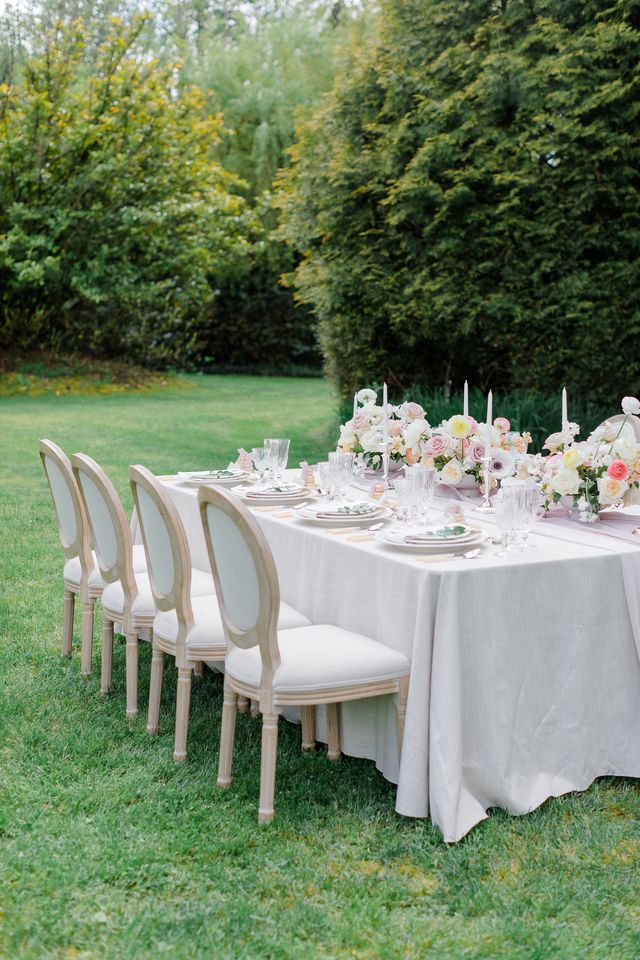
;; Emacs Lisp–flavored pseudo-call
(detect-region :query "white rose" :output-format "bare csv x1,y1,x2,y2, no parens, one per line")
359,428,383,453
551,468,581,497
357,388,377,405
439,459,464,485
404,418,430,450
622,396,640,415
614,437,640,461
598,475,629,505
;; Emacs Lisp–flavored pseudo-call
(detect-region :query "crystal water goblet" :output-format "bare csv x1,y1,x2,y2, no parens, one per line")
264,438,290,483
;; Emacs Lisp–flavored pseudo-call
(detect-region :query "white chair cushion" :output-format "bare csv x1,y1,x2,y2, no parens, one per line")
102,568,215,620
154,596,310,656
63,544,147,590
226,625,410,695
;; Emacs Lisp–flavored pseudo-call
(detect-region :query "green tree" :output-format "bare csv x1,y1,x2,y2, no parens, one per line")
0,15,250,365
278,0,640,402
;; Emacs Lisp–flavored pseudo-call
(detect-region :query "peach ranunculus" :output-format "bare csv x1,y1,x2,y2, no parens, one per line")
598,475,629,504
494,417,511,434
608,459,629,481
514,436,527,454
405,447,421,466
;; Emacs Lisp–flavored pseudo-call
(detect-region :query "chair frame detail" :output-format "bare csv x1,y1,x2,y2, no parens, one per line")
72,453,153,717
39,439,101,674
197,485,409,823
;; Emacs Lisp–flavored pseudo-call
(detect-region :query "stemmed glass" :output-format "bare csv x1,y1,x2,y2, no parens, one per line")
493,491,519,557
328,451,354,499
392,477,421,524
252,446,270,482
509,482,541,549
264,438,290,483
406,465,436,525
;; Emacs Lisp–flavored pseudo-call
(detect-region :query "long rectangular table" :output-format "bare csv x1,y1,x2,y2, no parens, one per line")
154,476,640,842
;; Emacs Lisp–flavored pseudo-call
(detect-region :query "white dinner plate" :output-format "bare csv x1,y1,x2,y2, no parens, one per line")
236,485,310,506
375,528,483,552
177,468,248,487
296,505,391,527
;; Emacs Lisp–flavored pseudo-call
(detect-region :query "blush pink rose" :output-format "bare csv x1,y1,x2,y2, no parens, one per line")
388,420,403,436
351,413,370,431
608,459,629,481
425,435,447,457
464,416,479,433
470,441,486,462
403,401,426,421
494,417,511,434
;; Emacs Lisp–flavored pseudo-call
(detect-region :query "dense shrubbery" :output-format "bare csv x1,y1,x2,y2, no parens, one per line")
279,0,640,402
0,17,251,366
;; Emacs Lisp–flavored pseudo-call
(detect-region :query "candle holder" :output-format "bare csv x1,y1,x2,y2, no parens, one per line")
381,449,395,490
474,456,494,514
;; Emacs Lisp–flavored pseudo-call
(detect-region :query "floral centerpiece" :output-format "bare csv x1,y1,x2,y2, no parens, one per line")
423,415,531,488
337,388,431,469
540,397,640,520
337,389,531,485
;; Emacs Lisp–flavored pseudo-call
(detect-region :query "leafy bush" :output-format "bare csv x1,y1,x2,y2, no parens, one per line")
0,16,251,366
279,0,640,403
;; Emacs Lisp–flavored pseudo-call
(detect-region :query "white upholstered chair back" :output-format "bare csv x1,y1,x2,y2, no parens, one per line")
72,454,136,599
595,413,640,442
39,439,92,571
130,465,193,634
198,486,281,708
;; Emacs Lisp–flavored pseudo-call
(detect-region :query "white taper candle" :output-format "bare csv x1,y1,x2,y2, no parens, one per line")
463,381,469,418
562,387,567,429
382,382,389,448
352,391,358,419
485,390,493,457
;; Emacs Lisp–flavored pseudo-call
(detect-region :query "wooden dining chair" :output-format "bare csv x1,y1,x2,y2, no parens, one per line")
594,413,640,442
198,485,411,824
39,439,104,674
72,453,158,717
130,465,310,761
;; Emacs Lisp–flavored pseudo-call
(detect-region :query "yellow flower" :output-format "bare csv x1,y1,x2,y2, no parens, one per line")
563,448,582,470
448,415,472,439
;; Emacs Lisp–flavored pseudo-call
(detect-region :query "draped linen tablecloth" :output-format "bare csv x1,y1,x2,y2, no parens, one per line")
151,477,640,842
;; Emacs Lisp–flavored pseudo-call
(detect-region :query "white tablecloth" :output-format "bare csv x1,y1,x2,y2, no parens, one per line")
151,477,640,842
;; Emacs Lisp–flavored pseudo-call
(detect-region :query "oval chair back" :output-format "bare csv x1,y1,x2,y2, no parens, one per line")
39,439,93,576
198,485,281,712
595,413,640,442
72,453,137,600
129,465,194,646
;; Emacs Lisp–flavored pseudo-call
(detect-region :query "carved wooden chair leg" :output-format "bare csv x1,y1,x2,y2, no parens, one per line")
147,641,164,735
300,705,316,751
237,695,250,714
62,588,75,656
258,712,279,823
125,633,139,718
326,703,341,760
100,615,114,695
396,676,409,758
217,681,238,788
80,598,95,676
173,666,192,761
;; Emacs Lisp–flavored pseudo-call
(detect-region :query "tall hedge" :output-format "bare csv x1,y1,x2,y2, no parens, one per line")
0,17,250,366
278,0,640,402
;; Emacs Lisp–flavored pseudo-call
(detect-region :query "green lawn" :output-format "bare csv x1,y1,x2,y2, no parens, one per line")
1,374,639,960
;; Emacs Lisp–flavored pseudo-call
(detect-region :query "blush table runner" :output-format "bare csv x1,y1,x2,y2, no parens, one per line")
138,475,640,842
